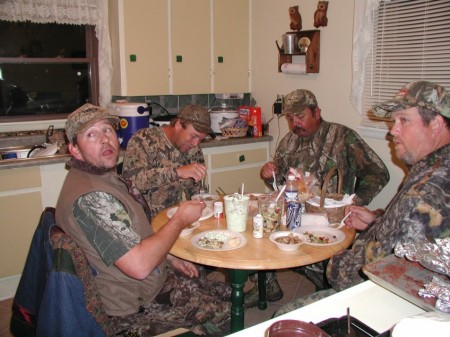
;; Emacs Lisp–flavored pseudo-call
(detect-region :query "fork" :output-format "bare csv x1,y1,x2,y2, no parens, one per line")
335,211,352,229
199,178,208,195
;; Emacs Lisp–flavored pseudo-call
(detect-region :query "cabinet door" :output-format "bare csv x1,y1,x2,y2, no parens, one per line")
171,0,211,94
0,167,43,276
110,0,170,96
213,0,249,93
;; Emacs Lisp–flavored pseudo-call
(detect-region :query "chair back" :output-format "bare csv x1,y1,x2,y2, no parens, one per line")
10,207,113,337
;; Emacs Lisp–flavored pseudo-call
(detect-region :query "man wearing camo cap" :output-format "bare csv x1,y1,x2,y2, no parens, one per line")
275,80,450,316
123,104,213,219
56,103,232,336
254,89,390,307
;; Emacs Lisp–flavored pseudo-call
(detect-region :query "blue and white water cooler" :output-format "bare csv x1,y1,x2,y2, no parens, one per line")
107,102,150,147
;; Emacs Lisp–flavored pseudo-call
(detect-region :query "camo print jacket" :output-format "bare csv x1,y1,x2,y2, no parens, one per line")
122,127,203,219
327,143,450,291
268,120,389,205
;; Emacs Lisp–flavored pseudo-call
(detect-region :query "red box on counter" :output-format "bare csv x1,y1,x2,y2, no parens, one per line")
249,107,262,137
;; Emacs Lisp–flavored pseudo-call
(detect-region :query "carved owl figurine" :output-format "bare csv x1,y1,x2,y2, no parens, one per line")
314,1,329,28
289,6,302,31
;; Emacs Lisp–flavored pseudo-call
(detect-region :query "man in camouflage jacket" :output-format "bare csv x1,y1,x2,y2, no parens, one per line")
251,89,390,308
261,89,389,206
123,104,213,219
275,81,450,316
57,104,231,336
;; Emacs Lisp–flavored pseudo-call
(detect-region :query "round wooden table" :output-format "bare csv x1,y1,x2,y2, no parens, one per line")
152,206,356,333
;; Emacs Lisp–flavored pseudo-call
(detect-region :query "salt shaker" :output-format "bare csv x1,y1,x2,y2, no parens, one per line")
253,214,264,238
214,201,223,218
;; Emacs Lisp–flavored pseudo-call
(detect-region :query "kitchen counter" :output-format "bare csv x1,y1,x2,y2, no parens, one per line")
0,135,272,170
226,281,425,336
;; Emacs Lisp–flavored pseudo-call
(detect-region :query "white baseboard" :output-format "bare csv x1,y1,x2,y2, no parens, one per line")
0,275,20,300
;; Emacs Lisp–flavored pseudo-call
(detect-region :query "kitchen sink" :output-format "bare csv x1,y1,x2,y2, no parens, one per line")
0,144,64,160
0,145,35,160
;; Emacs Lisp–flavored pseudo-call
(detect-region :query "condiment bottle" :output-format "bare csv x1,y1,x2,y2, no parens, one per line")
252,214,264,238
214,201,223,218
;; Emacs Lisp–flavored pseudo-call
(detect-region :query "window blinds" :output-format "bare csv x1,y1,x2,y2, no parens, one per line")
361,0,450,129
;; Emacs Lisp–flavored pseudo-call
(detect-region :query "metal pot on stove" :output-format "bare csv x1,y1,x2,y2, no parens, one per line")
209,103,239,134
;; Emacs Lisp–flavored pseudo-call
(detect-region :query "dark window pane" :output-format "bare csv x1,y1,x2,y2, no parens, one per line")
0,21,86,58
0,21,98,122
0,63,90,116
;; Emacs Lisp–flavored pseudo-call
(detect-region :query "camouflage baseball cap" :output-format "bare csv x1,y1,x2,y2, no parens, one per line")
373,81,450,118
177,104,214,135
283,89,318,115
65,103,119,142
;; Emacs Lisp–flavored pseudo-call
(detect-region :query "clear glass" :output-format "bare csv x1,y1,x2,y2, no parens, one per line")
224,194,250,232
258,195,284,234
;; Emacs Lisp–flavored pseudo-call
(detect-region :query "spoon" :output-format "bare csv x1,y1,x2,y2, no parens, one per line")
272,171,278,191
335,211,352,229
270,185,286,209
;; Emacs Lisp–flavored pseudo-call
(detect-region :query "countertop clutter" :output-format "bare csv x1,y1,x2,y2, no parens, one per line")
0,131,272,170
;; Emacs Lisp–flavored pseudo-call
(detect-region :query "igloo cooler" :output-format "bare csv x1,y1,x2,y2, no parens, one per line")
107,102,150,148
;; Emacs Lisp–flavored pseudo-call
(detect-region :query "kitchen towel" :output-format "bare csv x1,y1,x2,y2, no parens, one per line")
281,63,306,74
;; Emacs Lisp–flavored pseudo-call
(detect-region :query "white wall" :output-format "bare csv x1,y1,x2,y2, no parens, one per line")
251,0,407,209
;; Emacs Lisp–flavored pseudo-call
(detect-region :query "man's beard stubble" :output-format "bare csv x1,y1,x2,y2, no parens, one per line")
68,157,117,175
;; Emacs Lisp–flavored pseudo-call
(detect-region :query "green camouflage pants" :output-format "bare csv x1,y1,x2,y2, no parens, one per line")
273,288,336,317
110,266,231,336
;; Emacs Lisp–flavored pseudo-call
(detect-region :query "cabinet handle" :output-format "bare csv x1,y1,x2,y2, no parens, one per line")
218,56,224,63
176,55,182,62
239,154,245,162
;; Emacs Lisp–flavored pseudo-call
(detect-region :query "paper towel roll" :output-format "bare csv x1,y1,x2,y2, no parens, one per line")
281,63,306,74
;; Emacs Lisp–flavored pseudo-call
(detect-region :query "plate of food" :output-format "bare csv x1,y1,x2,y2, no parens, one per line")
179,221,200,237
294,226,345,246
166,206,214,221
191,230,247,251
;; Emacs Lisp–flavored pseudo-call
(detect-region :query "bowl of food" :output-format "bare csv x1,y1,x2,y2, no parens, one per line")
180,221,200,237
191,193,219,209
267,319,329,337
269,231,304,251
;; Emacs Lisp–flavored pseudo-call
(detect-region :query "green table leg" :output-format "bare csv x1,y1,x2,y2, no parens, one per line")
257,271,267,310
228,269,249,333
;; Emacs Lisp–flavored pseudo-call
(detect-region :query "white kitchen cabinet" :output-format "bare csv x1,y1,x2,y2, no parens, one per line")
109,0,170,96
171,0,211,94
0,163,67,280
202,141,270,195
213,0,250,93
109,0,250,96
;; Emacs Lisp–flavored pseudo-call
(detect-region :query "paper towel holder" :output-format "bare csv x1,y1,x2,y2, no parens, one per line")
277,29,320,73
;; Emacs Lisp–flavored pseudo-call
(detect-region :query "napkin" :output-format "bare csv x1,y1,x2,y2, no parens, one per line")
392,311,450,337
301,213,329,226
306,194,355,208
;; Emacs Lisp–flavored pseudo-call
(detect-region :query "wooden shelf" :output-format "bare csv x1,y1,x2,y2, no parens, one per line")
277,30,320,73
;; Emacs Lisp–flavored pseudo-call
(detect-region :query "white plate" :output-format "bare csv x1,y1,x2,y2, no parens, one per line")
191,230,247,251
294,225,345,246
179,221,200,237
166,206,214,221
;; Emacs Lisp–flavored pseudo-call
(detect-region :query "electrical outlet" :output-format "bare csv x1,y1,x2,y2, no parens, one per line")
273,95,283,115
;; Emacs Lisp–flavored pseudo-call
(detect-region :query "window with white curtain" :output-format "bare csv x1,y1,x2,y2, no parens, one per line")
355,0,450,131
0,0,112,125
